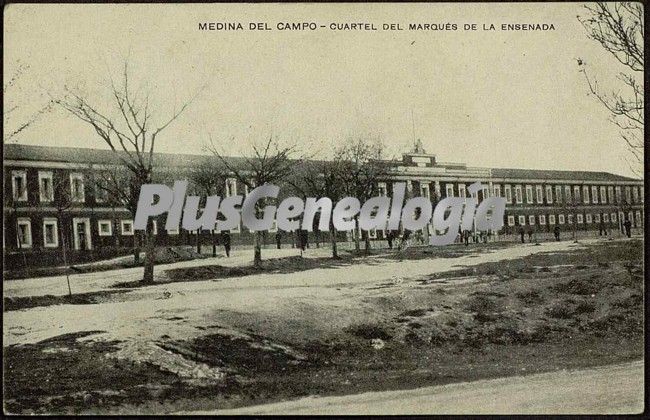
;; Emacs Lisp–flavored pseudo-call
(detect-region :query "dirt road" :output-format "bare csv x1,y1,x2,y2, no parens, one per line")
189,360,644,415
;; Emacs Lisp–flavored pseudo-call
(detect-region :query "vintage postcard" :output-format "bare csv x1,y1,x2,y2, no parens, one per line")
3,2,645,415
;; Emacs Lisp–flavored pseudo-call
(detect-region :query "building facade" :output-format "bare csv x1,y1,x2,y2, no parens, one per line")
3,144,644,269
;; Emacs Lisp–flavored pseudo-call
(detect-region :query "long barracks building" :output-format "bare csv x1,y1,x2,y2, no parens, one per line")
3,143,644,269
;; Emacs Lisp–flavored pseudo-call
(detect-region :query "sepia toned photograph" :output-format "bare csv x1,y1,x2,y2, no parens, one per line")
3,2,645,415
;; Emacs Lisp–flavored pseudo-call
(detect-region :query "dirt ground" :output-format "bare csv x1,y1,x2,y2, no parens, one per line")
3,238,644,414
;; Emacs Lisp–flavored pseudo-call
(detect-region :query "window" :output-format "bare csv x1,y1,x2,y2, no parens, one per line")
39,171,54,202
525,185,533,204
445,184,454,198
70,173,85,202
632,186,639,203
586,214,592,224
43,218,59,247
378,182,387,197
539,215,546,225
225,178,237,197
635,211,642,226
558,214,565,224
11,170,28,201
603,214,609,222
536,185,543,203
567,214,574,224
481,186,489,200
591,186,598,204
545,185,553,204
555,185,562,203
507,215,515,226
95,183,108,203
98,220,113,236
625,186,631,203
493,184,501,198
607,186,614,204
121,220,134,236
549,215,556,225
368,228,377,239
615,186,622,203
518,215,526,226
515,186,523,204
600,186,607,204
528,215,535,225
611,213,617,223
577,214,584,224
565,185,572,203
421,184,430,199
504,185,512,203
573,186,581,203
167,226,180,235
594,214,600,223
17,218,32,248
458,184,466,198
640,186,644,203
582,186,590,204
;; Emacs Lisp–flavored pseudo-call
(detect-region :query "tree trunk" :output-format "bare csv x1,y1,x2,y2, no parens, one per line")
133,231,140,264
142,221,155,283
363,230,370,253
329,224,339,259
253,231,263,267
212,231,217,257
59,217,72,297
196,229,201,254
353,216,360,252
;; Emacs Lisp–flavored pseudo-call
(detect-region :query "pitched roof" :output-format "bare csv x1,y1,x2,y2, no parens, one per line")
490,167,638,182
4,144,640,183
3,144,245,168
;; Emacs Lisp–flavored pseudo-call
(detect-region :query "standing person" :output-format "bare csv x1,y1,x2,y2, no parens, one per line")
527,228,533,243
599,218,604,236
275,231,282,249
519,226,525,243
298,229,307,252
554,225,560,241
624,219,632,238
221,230,231,257
386,231,393,249
463,229,470,246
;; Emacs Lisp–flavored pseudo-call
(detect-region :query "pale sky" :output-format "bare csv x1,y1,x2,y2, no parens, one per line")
3,3,642,177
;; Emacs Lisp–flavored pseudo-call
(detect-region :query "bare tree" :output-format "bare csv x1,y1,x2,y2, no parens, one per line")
52,175,74,296
288,159,345,259
91,166,143,262
4,61,53,142
188,159,229,256
556,185,580,242
7,187,28,269
334,135,392,253
578,2,644,174
208,136,299,267
55,60,199,283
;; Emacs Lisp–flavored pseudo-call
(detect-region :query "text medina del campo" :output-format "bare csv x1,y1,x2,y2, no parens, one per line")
133,181,506,246
199,22,555,31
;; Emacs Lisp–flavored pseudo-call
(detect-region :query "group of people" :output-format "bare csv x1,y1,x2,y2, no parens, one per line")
215,218,636,257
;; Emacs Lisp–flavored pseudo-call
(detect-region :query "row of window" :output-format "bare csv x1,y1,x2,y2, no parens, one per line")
506,210,643,227
440,182,643,205
12,170,643,206
381,180,644,205
10,170,241,204
12,217,249,249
